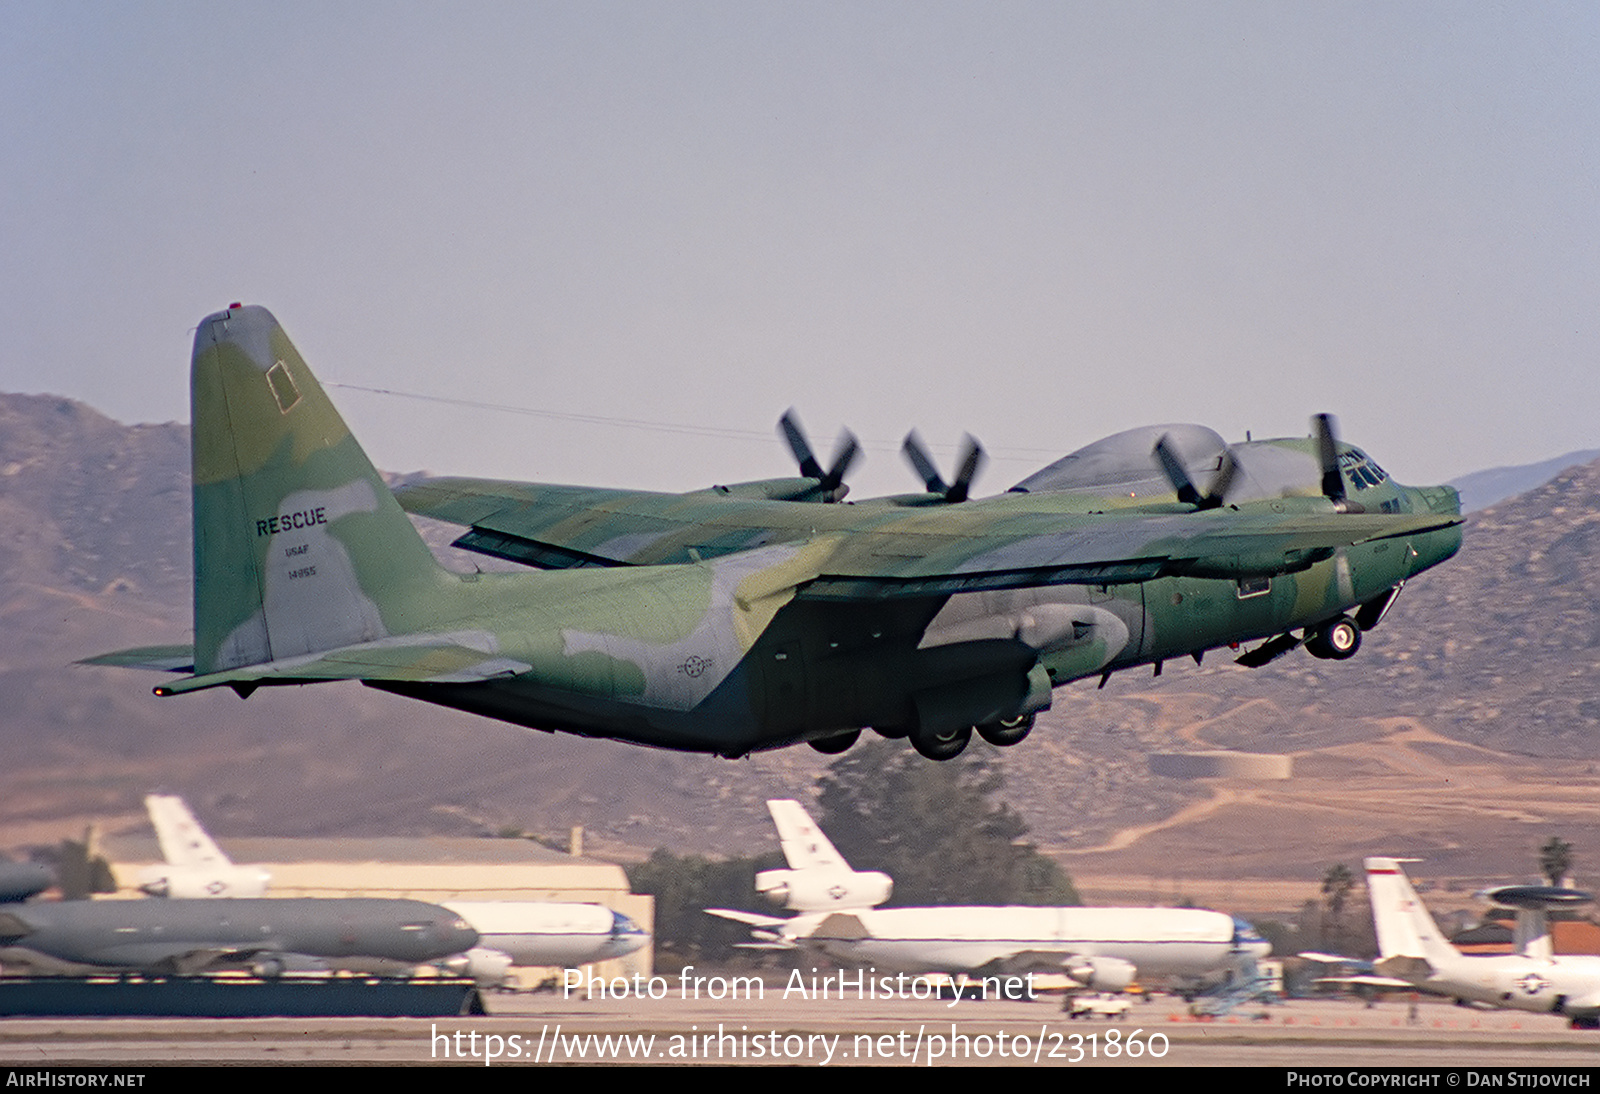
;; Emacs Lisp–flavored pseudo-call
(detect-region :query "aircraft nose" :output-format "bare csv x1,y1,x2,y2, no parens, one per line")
1417,484,1462,516
609,911,648,951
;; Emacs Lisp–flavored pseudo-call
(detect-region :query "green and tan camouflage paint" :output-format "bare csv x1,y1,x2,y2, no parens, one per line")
90,305,1462,759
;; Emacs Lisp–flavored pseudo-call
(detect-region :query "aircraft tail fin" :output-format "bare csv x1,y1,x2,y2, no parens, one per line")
768,799,851,872
146,795,230,868
1364,857,1457,967
189,305,448,675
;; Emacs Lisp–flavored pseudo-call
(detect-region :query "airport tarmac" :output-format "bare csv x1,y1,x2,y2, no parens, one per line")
1,993,1597,1067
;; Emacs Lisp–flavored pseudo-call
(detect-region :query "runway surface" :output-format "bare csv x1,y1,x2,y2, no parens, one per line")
2,993,1597,1067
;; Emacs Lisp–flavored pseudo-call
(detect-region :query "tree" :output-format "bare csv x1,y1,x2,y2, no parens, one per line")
626,848,783,964
1539,837,1574,887
814,737,1078,907
1321,863,1356,954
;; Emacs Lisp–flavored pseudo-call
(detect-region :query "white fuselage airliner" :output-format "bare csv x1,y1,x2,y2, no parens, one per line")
710,800,1267,990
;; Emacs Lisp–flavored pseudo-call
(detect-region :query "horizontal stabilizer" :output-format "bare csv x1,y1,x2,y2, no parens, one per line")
151,634,531,696
703,908,789,929
79,646,196,673
1313,974,1417,989
1374,954,1435,981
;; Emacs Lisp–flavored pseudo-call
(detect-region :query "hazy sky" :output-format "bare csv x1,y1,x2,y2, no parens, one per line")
3,2,1595,496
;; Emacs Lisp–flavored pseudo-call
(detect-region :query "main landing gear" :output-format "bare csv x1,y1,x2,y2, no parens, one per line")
910,725,972,761
976,713,1035,747
1304,616,1361,660
857,712,1037,762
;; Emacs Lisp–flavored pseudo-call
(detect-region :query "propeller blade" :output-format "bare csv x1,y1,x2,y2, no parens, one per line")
902,430,948,495
823,431,861,497
1155,434,1242,510
946,434,986,504
779,410,825,482
1208,446,1240,506
1153,435,1204,507
1313,413,1345,505
902,431,985,502
778,411,856,500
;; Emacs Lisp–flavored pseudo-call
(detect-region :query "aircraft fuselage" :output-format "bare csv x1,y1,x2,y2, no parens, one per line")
371,506,1460,756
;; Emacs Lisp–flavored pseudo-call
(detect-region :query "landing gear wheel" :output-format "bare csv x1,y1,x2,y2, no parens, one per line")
976,713,1035,747
1306,616,1361,660
807,729,860,755
872,725,910,740
911,725,971,761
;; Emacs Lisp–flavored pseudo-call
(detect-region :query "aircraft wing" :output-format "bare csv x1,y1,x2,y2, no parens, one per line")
792,510,1458,599
1563,989,1600,1017
398,476,1460,597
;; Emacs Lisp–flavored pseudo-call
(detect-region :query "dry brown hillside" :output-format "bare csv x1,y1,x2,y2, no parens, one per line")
1,392,1595,901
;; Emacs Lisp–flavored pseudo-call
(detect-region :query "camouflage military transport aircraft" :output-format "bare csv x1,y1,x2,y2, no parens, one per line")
87,305,1463,761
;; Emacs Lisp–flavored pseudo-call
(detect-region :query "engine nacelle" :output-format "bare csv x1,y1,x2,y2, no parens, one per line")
1064,955,1137,992
249,952,331,978
439,947,515,988
755,869,892,912
137,864,272,899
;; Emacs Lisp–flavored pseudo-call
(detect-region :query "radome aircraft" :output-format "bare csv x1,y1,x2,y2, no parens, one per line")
0,897,476,977
139,794,272,898
88,305,1462,761
708,799,1268,988
1364,857,1600,1028
135,794,646,979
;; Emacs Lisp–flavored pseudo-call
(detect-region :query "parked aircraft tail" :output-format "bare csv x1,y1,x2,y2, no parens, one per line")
138,793,272,898
1364,857,1457,974
147,795,231,867
754,799,892,912
768,799,850,872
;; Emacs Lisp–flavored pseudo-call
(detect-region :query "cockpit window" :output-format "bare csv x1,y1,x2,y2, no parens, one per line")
1338,451,1389,491
1232,916,1264,941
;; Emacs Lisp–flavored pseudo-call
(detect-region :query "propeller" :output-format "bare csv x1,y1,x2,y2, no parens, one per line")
1312,413,1363,512
901,430,986,503
778,409,860,502
1152,434,1239,510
